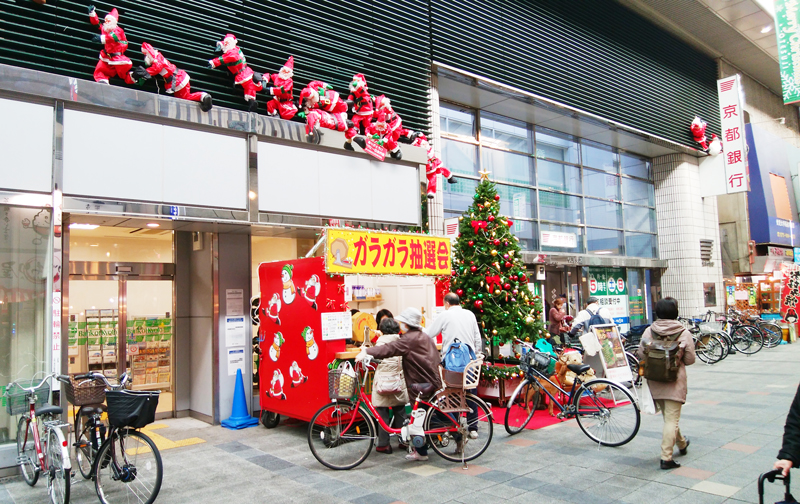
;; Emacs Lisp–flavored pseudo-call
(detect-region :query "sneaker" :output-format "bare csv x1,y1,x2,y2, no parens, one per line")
405,451,428,462
469,431,478,439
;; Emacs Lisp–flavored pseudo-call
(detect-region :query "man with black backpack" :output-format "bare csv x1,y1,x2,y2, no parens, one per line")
568,296,613,341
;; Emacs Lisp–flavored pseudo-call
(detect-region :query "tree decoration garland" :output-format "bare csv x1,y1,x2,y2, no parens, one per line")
480,363,524,385
450,172,546,345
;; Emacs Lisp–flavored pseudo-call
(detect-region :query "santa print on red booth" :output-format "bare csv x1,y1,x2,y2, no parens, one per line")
134,42,212,111
269,369,286,400
87,5,135,85
207,33,265,112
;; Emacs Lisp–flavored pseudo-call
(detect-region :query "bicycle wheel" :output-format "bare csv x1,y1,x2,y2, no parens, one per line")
46,428,70,504
732,325,761,354
574,379,640,447
16,417,39,486
695,334,723,364
425,393,493,463
94,429,163,504
760,323,783,348
504,379,540,435
625,352,641,388
74,417,95,479
717,331,732,359
308,401,375,470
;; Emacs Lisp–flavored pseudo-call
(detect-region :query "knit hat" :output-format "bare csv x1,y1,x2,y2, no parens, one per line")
395,307,423,329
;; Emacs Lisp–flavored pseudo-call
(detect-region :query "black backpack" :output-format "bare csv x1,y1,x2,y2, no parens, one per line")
642,334,682,383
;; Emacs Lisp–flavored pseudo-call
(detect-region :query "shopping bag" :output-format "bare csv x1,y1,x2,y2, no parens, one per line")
640,378,657,415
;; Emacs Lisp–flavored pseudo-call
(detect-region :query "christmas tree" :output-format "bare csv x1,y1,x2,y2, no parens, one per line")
450,171,546,349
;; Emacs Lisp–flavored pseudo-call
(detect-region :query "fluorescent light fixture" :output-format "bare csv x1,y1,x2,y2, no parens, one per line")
761,24,773,33
69,223,99,230
593,250,614,255
146,223,160,228
89,244,99,247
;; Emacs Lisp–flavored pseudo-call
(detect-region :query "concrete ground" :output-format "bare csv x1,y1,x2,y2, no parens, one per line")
1,342,799,504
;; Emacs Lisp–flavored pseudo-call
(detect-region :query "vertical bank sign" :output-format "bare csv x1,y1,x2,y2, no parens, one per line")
776,0,800,105
717,75,748,194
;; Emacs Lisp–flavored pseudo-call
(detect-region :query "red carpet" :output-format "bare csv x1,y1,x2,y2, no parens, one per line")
485,394,629,431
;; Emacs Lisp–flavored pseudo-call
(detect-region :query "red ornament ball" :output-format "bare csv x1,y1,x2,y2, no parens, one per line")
456,289,464,296
494,195,500,201
488,215,495,222
507,219,514,226
468,240,474,247
474,300,483,309
493,239,500,246
520,274,527,282
504,283,511,290
505,262,512,268
470,265,477,272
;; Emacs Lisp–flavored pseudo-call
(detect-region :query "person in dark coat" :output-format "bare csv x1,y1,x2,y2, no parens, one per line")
357,307,442,462
775,383,800,476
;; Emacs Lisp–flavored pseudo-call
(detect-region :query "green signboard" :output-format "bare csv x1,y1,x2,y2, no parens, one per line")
776,0,800,105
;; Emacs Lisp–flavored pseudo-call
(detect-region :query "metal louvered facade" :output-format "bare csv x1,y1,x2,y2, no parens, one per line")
0,0,432,133
430,0,720,147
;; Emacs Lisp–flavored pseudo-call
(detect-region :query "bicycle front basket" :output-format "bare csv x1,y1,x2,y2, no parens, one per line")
698,321,723,334
106,390,160,428
328,368,357,400
4,381,50,416
64,376,106,407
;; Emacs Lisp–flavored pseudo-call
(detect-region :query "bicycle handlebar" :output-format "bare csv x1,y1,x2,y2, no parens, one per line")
7,373,59,394
75,371,131,391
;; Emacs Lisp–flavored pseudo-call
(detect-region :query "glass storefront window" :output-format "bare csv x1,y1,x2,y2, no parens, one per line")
539,192,582,224
581,142,617,173
0,205,51,448
440,105,475,138
535,128,579,164
495,185,536,219
587,227,624,255
621,153,651,180
585,199,622,229
443,177,480,215
584,169,620,200
480,113,530,153
622,177,655,207
508,220,538,251
538,160,580,194
626,233,658,258
441,138,478,176
541,223,584,254
482,148,534,185
624,205,656,233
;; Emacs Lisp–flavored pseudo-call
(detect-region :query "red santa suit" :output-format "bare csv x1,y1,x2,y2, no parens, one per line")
88,7,134,85
345,73,373,140
413,134,455,198
139,43,212,111
300,81,350,142
371,95,403,159
208,34,263,107
265,56,297,120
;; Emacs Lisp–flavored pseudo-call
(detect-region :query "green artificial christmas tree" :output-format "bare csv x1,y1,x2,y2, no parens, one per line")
450,171,545,353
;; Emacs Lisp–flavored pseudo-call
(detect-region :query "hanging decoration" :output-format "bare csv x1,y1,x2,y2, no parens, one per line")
135,43,213,111
264,56,298,120
87,5,136,85
208,33,265,112
299,81,351,144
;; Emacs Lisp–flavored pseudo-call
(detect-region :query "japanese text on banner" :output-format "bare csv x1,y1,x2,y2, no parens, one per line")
717,75,748,194
325,229,452,276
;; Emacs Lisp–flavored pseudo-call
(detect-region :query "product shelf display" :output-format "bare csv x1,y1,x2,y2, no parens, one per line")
127,317,173,390
68,309,118,378
256,228,452,424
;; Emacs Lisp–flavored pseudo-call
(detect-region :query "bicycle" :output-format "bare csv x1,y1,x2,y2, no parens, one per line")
307,357,493,470
730,308,783,349
75,372,163,504
63,374,108,480
716,310,764,354
504,339,640,446
5,373,72,504
679,317,726,364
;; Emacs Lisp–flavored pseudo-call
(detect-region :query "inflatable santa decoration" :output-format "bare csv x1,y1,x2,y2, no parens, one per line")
413,133,456,198
135,43,213,111
207,34,264,111
265,56,297,120
344,73,374,151
370,95,404,159
87,5,135,85
299,81,351,143
690,116,709,151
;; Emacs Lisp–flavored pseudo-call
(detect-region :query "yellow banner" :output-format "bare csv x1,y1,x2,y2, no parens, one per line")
325,229,452,276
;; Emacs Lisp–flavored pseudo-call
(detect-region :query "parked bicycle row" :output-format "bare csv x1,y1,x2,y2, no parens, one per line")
680,308,784,364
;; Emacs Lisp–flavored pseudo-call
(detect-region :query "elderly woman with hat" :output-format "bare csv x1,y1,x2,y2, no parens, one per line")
356,307,442,461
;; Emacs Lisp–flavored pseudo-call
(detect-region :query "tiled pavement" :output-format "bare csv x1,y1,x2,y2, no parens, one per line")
2,342,799,503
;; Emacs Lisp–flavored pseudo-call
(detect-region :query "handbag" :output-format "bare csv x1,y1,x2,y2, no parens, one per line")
640,378,658,415
374,368,403,394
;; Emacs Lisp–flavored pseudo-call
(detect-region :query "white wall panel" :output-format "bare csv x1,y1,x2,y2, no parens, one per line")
370,160,419,224
162,126,246,209
0,98,53,193
258,142,319,215
63,110,163,201
318,153,372,220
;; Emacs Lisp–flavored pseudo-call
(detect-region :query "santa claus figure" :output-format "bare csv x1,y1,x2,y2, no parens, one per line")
289,361,307,388
373,95,404,159
690,116,709,151
207,34,264,111
269,370,286,400
413,133,456,198
264,293,281,325
134,43,213,111
265,56,297,120
353,111,403,160
301,274,320,311
344,74,374,151
87,5,135,85
299,81,351,143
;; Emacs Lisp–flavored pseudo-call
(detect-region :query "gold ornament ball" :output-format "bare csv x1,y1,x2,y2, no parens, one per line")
494,288,501,294
492,329,498,335
459,216,464,221
509,251,515,256
490,249,497,256
525,316,534,324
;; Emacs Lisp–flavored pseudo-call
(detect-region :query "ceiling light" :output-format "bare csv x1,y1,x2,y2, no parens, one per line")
249,191,257,200
594,250,614,255
89,244,99,247
69,223,99,230
147,223,160,228
761,25,773,33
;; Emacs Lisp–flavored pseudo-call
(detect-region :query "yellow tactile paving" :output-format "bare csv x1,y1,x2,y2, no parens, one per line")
139,423,206,451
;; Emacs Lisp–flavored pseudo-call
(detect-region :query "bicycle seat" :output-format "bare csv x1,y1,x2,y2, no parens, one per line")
79,404,107,416
35,405,63,417
566,364,592,375
410,383,435,396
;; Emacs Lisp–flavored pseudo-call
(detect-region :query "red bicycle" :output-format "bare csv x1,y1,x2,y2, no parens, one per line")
307,357,492,470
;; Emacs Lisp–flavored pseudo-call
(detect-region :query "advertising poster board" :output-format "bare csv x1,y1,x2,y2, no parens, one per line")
587,267,630,329
591,324,633,383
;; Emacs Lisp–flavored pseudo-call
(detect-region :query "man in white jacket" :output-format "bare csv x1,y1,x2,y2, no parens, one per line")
568,296,614,338
426,292,483,358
